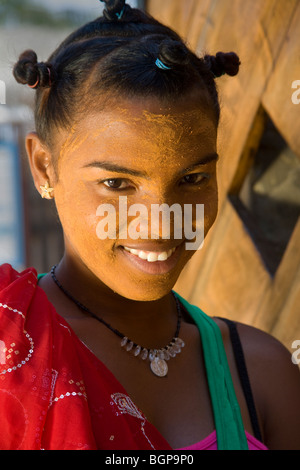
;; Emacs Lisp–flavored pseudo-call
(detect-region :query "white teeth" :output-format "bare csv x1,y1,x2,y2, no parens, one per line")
123,246,176,262
138,251,148,260
147,252,158,262
157,252,168,261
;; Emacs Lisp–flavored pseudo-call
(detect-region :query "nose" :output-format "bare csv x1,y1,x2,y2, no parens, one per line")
125,199,184,242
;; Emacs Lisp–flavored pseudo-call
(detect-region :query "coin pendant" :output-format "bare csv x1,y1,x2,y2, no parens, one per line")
150,357,168,377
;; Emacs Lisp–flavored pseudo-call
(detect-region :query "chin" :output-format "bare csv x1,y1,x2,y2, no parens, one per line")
112,273,182,302
109,240,195,301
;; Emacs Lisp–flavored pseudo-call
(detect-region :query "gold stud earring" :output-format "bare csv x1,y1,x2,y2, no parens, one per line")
40,181,54,199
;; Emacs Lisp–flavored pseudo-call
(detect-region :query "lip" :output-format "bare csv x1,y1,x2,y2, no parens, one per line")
118,241,185,275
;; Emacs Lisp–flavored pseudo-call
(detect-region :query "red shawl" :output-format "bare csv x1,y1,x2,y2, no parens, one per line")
0,263,172,450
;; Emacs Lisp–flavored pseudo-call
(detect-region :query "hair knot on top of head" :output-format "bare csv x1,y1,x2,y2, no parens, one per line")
204,51,241,78
100,0,129,21
156,39,191,71
13,49,54,89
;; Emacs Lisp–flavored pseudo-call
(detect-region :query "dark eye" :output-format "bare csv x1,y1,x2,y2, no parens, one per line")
102,178,129,190
180,173,210,185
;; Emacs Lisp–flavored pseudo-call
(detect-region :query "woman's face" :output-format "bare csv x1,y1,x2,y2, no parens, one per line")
52,93,218,301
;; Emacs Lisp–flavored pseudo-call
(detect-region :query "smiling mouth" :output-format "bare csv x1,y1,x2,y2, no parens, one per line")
118,241,185,275
122,246,177,263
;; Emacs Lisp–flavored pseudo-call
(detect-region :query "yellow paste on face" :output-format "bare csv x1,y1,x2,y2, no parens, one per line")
50,97,218,300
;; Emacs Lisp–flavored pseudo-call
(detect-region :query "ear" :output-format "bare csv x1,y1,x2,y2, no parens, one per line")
25,132,57,199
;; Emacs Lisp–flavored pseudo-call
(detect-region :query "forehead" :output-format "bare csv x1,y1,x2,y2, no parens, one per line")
57,95,217,168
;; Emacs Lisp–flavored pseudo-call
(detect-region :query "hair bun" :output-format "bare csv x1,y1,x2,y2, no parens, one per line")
158,39,190,68
101,0,129,21
204,51,241,78
13,49,53,89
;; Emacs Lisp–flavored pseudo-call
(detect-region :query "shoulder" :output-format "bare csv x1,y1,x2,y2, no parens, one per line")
0,263,18,290
214,317,298,406
0,262,56,349
0,263,38,290
224,319,292,363
215,318,300,450
228,320,298,383
214,317,297,374
0,263,39,320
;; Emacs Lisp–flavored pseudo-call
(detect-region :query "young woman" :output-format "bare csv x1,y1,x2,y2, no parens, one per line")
1,0,299,450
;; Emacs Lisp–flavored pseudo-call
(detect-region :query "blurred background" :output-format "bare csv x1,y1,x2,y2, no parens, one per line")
0,0,299,350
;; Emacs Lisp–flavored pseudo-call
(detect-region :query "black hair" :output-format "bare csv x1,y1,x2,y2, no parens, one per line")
13,0,240,154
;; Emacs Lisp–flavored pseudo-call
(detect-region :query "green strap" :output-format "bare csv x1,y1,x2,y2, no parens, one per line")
173,291,248,450
37,273,47,280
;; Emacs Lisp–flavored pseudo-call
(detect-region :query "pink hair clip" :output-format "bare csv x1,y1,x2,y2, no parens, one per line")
28,67,51,89
47,67,51,86
28,77,39,88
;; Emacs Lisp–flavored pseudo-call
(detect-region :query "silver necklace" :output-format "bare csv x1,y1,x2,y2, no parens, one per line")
50,265,185,377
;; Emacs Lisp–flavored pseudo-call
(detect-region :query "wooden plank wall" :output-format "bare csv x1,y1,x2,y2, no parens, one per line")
146,0,300,352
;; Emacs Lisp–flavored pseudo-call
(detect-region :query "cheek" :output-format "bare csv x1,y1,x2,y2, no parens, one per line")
54,181,115,256
204,199,218,234
203,186,218,234
190,183,218,237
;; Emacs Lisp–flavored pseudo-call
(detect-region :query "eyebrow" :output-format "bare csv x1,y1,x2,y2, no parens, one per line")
82,152,219,178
